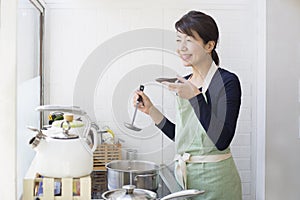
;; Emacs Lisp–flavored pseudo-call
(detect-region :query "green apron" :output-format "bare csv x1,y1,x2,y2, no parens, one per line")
174,94,242,200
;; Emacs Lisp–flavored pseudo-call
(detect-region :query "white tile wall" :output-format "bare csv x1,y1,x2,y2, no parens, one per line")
45,1,257,199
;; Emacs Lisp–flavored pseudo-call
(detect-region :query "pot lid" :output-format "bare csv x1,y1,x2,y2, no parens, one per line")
102,185,157,200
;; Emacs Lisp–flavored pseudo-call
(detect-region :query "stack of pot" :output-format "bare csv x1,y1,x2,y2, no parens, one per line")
104,160,205,200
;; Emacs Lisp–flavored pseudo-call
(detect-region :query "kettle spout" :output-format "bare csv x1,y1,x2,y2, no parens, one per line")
27,126,46,149
29,136,41,149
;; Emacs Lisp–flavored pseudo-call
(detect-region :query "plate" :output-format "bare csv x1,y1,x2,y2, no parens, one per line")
155,77,178,83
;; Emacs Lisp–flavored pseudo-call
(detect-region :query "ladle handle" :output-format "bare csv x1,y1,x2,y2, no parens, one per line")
137,85,144,102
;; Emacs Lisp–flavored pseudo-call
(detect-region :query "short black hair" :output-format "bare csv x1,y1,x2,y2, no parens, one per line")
175,10,220,65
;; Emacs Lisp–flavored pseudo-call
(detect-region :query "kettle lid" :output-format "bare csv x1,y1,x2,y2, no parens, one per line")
51,120,79,140
52,120,84,129
52,134,79,139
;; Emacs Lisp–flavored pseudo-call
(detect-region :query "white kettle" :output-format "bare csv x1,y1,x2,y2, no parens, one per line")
28,105,98,178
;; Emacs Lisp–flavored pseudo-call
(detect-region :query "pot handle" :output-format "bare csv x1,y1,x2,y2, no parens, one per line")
134,173,157,182
160,189,205,200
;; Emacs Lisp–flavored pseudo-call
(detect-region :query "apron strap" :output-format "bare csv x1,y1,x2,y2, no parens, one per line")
174,152,232,189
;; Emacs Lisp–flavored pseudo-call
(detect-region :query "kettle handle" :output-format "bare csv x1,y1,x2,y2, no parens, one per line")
81,126,98,156
35,105,86,115
89,126,98,152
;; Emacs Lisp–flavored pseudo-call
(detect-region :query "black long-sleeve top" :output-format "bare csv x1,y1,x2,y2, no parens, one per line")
156,68,241,151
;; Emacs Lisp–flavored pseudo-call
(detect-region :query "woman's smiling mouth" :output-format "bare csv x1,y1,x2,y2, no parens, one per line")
181,54,192,61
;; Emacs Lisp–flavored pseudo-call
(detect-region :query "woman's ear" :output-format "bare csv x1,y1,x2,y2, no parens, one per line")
205,41,215,53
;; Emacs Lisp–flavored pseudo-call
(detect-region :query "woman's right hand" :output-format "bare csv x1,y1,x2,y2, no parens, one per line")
134,90,164,125
134,90,153,115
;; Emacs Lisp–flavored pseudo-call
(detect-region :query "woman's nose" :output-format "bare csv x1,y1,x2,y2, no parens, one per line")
178,41,187,51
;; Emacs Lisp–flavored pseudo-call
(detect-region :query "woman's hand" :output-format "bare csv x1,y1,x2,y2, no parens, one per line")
134,91,164,124
134,90,153,115
162,75,201,99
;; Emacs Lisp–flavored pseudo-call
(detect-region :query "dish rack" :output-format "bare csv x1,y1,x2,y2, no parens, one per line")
93,143,122,171
91,171,107,199
91,143,121,199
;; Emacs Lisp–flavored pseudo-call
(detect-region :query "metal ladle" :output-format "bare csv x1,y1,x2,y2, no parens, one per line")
124,85,144,131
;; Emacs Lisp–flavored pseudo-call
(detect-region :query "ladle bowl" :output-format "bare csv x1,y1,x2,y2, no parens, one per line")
124,85,144,132
124,122,142,131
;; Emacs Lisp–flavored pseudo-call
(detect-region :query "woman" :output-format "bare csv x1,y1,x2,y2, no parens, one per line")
135,10,242,199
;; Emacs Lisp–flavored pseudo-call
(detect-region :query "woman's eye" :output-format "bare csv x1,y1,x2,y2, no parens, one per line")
186,37,193,42
176,39,181,43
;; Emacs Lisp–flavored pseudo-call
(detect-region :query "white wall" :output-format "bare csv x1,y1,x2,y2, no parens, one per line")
16,1,41,198
266,0,300,199
0,0,17,199
44,0,259,199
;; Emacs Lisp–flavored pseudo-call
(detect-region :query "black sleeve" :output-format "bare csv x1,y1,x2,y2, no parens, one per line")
155,117,175,140
189,71,241,150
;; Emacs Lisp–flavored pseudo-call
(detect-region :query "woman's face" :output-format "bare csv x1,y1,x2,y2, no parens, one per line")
176,30,210,67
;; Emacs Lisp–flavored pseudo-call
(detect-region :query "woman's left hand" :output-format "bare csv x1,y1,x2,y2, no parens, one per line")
162,75,201,99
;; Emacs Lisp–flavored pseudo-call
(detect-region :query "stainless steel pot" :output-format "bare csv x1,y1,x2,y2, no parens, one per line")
102,185,205,200
106,160,159,191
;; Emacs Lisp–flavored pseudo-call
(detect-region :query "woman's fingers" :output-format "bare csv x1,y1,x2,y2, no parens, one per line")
136,90,148,103
162,82,178,91
162,82,181,92
161,75,200,99
176,75,187,83
133,90,154,114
